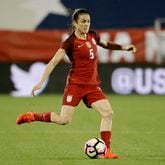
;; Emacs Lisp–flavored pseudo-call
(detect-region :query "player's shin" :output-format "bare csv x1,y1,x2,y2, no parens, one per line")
100,116,112,150
100,130,112,150
33,112,51,122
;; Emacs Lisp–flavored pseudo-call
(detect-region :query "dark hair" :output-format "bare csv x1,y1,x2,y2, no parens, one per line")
69,8,90,32
72,8,90,22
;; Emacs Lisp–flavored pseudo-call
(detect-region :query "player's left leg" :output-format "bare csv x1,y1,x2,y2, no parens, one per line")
91,99,120,159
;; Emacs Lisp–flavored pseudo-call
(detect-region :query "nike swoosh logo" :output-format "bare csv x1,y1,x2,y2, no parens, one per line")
78,44,84,48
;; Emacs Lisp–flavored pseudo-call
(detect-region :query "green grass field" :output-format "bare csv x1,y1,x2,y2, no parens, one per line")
0,94,165,165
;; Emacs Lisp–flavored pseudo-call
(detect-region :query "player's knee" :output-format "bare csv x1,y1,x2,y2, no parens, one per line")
60,117,72,125
61,120,69,125
101,108,113,118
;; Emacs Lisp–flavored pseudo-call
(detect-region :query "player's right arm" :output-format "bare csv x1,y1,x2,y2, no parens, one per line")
31,48,66,96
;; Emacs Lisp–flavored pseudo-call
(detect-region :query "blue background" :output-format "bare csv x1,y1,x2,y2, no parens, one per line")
37,0,165,29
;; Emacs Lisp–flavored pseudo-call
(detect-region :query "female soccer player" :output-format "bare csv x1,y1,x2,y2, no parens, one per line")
16,8,136,159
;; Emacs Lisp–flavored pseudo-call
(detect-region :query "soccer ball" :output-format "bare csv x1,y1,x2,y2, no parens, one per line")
84,138,107,159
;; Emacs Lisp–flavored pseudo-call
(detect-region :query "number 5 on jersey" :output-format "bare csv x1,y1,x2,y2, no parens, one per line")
89,49,94,59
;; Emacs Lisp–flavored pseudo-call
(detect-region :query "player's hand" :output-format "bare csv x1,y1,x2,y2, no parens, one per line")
123,45,136,52
31,82,42,96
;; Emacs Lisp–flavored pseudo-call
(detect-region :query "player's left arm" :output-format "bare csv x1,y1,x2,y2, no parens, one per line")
98,39,136,52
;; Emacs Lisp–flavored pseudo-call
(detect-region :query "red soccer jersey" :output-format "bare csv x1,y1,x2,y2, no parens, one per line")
61,31,101,85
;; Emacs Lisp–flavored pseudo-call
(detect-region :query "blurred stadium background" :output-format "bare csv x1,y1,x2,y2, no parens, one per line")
0,0,165,96
0,1,165,165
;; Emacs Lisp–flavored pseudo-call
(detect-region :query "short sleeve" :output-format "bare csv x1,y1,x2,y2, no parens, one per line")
94,31,100,44
60,37,71,55
89,30,100,44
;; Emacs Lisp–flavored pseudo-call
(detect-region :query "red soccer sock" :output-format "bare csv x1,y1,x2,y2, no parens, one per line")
101,131,112,150
33,112,51,122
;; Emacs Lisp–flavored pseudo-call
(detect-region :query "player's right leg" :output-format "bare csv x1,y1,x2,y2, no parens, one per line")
16,105,75,125
51,105,75,125
16,84,80,125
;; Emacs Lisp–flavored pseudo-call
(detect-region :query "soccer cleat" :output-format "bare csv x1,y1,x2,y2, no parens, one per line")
104,149,120,159
16,112,35,124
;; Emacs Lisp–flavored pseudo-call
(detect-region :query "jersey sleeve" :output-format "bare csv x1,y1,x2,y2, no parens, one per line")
60,38,70,54
89,30,100,44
